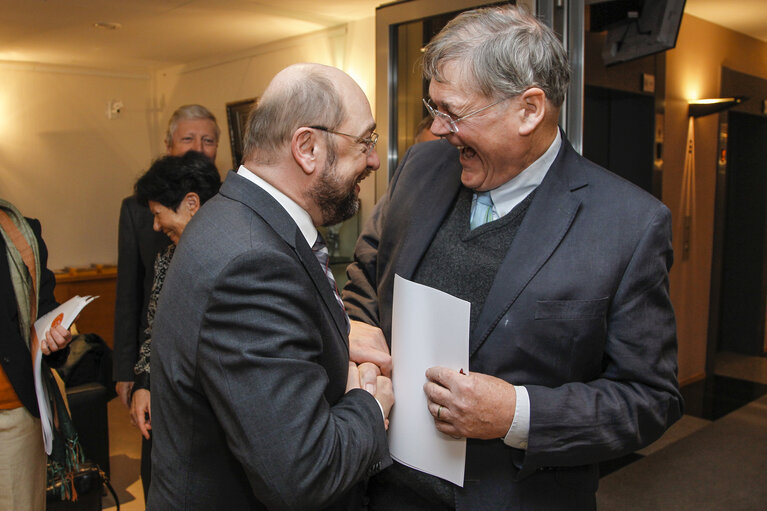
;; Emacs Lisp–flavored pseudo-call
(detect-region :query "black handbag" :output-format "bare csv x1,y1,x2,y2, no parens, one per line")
46,460,119,511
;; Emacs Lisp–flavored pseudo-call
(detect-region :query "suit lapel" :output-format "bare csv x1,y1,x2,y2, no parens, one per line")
219,171,350,342
471,139,586,356
397,144,464,280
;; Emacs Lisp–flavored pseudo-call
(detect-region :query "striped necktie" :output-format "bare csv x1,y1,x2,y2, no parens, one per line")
312,233,351,334
470,191,495,230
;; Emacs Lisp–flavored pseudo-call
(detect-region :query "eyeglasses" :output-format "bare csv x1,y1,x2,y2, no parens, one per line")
309,126,379,154
422,97,507,133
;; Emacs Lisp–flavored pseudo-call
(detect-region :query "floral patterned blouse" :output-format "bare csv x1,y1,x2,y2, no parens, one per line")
133,243,176,391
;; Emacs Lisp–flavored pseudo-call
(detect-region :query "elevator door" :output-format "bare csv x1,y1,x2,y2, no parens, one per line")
718,111,767,355
583,85,655,194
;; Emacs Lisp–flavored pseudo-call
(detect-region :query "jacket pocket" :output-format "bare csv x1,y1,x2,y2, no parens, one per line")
534,297,609,321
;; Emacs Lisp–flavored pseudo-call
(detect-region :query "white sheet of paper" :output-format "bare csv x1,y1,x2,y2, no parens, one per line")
33,295,97,454
388,274,470,487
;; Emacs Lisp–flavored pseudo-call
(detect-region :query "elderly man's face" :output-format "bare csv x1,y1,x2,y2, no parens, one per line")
428,62,528,191
168,118,219,161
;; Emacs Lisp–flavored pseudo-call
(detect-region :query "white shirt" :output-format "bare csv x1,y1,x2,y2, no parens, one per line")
480,131,561,450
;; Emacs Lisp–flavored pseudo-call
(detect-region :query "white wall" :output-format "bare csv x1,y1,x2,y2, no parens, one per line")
0,63,155,269
0,16,376,270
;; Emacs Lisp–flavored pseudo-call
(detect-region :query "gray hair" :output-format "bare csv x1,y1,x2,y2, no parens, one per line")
422,5,570,107
165,104,220,147
242,69,345,163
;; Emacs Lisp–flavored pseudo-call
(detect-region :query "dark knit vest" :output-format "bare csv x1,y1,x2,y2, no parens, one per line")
414,186,537,333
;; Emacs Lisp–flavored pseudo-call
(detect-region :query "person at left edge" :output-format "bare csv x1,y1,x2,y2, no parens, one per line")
147,63,392,511
1,199,73,511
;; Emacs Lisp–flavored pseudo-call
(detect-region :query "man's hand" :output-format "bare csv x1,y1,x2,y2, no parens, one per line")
423,367,516,439
130,389,152,440
116,381,134,408
346,361,394,430
348,320,391,376
40,324,72,355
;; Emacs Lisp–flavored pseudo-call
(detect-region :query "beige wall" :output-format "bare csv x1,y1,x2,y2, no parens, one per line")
0,17,376,270
664,15,767,383
0,63,155,269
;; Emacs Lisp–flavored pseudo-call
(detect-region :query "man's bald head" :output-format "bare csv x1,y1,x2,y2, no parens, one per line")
242,63,360,165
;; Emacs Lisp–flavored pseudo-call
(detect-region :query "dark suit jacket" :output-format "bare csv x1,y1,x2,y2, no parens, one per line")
148,172,391,511
112,195,169,382
1,217,64,416
343,136,684,510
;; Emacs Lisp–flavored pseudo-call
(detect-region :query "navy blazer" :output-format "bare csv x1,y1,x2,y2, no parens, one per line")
0,217,64,416
148,172,391,511
343,136,684,510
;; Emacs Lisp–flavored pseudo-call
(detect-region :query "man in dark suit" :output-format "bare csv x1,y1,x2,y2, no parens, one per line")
113,104,220,496
1,200,73,510
343,6,683,510
147,63,392,510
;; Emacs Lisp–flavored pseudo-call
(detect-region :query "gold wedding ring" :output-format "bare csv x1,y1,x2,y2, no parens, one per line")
437,405,443,419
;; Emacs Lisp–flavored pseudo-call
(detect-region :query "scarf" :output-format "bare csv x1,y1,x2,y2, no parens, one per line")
0,198,41,349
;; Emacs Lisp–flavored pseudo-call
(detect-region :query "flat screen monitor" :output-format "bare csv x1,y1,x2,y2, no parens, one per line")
590,0,686,66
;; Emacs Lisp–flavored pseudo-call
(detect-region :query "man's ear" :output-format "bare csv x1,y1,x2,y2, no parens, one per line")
292,127,319,175
518,87,547,136
183,192,201,215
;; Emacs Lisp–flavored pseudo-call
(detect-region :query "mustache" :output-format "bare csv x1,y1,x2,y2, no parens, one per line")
357,168,373,183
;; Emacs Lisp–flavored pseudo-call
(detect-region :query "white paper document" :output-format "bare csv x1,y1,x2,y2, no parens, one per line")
33,295,98,454
388,274,470,487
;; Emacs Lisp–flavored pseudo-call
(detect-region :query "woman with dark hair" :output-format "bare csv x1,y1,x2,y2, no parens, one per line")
129,150,221,494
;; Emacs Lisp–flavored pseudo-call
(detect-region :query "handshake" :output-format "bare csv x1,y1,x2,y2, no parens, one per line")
345,320,395,429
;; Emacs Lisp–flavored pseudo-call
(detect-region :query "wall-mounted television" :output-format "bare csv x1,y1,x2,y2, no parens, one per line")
589,0,686,66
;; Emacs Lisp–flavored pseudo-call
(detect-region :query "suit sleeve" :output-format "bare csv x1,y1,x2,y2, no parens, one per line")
342,146,411,326
113,198,143,382
197,246,391,511
521,205,682,473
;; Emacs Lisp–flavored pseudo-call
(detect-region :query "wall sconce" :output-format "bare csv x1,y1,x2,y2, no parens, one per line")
688,97,746,118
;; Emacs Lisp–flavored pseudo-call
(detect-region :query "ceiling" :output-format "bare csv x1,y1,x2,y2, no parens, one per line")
0,0,763,73
0,0,383,73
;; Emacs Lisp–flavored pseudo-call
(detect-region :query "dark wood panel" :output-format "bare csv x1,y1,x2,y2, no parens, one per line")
54,267,117,349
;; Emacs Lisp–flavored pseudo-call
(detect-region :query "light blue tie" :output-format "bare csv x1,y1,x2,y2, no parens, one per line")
470,191,495,230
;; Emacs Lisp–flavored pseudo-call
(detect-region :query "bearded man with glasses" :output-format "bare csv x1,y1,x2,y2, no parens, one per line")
343,5,683,510
147,63,392,510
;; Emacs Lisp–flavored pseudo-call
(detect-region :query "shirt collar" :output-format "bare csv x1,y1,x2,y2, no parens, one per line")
236,165,318,247
490,130,561,217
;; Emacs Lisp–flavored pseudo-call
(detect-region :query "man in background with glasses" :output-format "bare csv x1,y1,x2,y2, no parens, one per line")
147,63,392,510
343,5,682,510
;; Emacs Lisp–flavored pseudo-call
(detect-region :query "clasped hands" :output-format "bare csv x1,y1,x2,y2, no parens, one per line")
348,320,516,440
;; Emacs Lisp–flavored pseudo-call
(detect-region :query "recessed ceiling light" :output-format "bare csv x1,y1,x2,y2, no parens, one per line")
93,22,122,30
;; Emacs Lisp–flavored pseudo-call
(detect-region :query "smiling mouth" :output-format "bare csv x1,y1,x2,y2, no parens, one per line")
458,145,477,160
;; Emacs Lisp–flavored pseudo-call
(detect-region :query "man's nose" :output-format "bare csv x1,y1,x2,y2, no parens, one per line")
191,138,203,151
368,147,380,171
430,116,453,137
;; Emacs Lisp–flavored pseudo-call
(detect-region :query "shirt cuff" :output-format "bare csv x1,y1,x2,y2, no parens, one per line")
503,385,530,449
375,398,386,423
